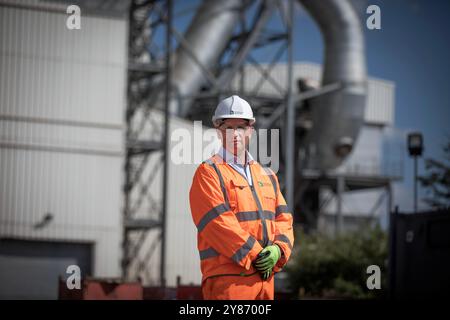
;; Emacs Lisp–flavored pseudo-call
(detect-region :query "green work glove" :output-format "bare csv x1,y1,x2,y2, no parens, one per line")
254,245,281,273
261,269,272,281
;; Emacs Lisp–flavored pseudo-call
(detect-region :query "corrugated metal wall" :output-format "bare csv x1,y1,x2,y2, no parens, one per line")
0,4,127,277
230,62,395,125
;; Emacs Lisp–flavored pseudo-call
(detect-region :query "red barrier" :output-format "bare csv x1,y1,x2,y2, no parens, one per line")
176,285,203,300
59,278,143,300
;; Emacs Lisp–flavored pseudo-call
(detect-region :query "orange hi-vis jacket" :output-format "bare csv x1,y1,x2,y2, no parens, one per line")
189,154,294,283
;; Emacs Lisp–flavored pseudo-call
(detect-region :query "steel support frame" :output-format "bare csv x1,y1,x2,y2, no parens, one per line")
123,0,171,286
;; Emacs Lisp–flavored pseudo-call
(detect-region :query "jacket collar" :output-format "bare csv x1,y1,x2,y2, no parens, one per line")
219,146,255,165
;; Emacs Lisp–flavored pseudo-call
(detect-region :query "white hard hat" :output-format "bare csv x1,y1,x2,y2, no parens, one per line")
212,95,255,126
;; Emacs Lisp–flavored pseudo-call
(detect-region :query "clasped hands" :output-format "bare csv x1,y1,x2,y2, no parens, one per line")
253,245,281,280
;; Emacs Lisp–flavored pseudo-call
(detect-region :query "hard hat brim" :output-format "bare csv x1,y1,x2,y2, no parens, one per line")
212,115,255,126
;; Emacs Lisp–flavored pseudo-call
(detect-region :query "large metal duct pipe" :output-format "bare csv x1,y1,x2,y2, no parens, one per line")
171,0,244,117
299,0,367,170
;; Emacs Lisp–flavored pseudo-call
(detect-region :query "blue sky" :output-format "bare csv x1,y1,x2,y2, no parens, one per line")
172,0,450,212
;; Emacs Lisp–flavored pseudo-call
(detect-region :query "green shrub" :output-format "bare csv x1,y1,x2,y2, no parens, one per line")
285,224,388,299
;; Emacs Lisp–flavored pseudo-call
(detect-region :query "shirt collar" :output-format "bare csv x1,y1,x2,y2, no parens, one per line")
219,146,254,165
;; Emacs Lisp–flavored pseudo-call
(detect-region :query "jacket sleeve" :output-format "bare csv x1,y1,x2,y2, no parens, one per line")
270,172,294,272
189,163,263,270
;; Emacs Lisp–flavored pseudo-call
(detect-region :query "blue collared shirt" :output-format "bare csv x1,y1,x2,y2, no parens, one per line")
218,146,254,186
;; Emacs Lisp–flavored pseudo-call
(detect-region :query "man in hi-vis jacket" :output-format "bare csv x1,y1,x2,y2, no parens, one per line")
189,95,294,300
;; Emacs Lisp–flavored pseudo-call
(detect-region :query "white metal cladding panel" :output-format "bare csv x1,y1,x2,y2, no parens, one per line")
294,63,322,82
0,6,127,125
320,187,387,218
0,149,122,233
166,164,202,286
0,0,66,11
230,63,394,125
0,4,125,279
230,63,321,98
165,116,216,286
0,149,123,276
0,120,123,154
233,64,286,98
366,78,395,125
0,0,130,18
336,125,383,175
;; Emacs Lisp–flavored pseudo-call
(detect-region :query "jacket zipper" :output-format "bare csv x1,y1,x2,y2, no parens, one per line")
225,162,269,247
248,165,269,247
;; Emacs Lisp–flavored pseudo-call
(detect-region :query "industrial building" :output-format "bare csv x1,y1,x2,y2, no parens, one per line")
0,0,402,299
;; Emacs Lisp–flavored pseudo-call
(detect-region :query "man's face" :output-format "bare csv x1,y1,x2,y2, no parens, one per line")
217,118,254,156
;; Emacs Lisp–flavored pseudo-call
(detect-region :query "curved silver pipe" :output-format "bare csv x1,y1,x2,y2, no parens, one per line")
171,0,244,116
299,0,367,170
167,0,367,171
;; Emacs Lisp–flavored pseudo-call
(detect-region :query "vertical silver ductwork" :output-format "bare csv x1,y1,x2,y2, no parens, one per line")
299,0,367,170
171,0,244,116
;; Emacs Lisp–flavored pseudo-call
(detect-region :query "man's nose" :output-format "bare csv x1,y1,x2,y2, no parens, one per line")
225,129,239,138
